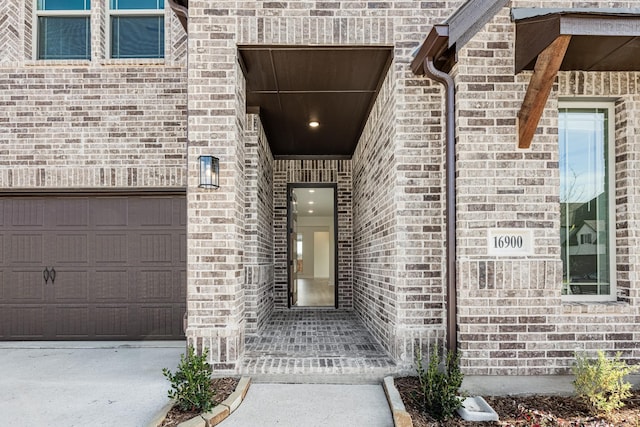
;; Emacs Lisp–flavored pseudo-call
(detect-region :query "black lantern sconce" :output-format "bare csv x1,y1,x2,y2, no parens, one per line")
198,155,219,188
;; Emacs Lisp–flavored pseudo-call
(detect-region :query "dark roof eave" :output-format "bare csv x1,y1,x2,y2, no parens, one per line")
410,25,451,75
514,10,640,73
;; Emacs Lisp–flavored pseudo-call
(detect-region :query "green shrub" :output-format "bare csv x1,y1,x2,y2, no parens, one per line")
415,345,464,421
162,346,215,412
572,350,638,415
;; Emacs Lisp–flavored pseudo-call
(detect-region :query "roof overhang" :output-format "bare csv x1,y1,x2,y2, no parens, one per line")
514,9,640,148
514,8,640,74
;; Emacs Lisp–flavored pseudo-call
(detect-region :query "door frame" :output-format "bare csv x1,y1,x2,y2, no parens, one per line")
286,183,338,308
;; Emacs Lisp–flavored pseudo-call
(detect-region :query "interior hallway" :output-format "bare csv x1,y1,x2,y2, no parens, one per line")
294,278,335,306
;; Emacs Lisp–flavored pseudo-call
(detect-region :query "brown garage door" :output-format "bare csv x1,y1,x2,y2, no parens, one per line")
0,194,186,340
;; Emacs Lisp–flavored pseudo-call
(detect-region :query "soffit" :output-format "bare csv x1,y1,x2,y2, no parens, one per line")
239,46,393,159
514,9,640,74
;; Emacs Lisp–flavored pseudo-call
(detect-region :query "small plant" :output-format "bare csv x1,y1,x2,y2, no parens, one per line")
572,350,638,416
415,345,464,421
162,346,215,412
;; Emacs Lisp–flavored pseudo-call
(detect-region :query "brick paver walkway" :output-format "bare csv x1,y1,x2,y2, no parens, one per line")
240,310,400,378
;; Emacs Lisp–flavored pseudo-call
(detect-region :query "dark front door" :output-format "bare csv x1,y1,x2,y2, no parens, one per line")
287,184,338,308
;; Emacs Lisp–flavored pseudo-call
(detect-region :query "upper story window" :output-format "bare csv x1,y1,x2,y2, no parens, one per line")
36,0,91,60
559,102,616,302
109,0,165,59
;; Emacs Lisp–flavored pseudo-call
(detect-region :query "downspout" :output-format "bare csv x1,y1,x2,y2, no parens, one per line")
423,58,457,355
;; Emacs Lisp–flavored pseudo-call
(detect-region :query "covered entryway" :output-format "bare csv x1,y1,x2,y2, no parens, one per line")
0,193,186,340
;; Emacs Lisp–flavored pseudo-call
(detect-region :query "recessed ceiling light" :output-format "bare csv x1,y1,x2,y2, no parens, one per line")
309,189,315,193
309,121,319,128
308,210,314,214
308,201,314,205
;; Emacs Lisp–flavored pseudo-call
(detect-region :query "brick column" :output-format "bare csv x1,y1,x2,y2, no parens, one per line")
185,1,246,371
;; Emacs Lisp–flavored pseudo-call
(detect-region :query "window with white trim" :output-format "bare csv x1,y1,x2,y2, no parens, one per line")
36,0,91,60
559,102,616,301
109,0,165,59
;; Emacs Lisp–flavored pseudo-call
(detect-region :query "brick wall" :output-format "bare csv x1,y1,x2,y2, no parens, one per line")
353,68,399,356
244,115,275,334
0,2,187,189
273,160,353,309
185,1,247,370
353,61,449,362
454,3,640,375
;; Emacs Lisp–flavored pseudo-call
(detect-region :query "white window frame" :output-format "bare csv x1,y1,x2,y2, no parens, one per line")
559,101,616,303
33,0,92,61
106,0,165,60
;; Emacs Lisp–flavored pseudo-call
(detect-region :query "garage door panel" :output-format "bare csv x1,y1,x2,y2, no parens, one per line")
179,233,186,263
9,270,45,301
52,270,88,301
139,270,173,300
140,234,173,263
52,234,88,264
94,270,129,300
178,270,187,298
132,198,174,227
10,199,44,227
10,234,43,264
9,306,45,338
93,198,128,227
50,198,89,227
0,303,4,338
95,234,128,264
94,306,129,337
55,307,89,337
178,199,186,226
139,306,177,338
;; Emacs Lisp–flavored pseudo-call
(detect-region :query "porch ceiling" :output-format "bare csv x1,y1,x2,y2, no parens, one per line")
238,46,393,159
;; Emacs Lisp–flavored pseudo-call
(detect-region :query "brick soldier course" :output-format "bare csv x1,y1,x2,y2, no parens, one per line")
1,0,639,379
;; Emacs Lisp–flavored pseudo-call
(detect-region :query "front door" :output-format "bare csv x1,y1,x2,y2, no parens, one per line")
289,192,298,306
287,184,337,308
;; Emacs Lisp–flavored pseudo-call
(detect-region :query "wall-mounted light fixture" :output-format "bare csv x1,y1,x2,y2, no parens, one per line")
198,155,219,188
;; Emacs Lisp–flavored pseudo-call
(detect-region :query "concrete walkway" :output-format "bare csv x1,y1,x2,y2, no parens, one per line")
0,341,184,427
219,383,394,427
0,342,395,427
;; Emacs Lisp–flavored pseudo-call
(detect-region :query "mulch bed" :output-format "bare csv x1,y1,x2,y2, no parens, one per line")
395,376,640,427
160,377,240,427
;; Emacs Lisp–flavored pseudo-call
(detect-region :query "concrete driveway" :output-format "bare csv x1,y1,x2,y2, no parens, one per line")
0,341,185,427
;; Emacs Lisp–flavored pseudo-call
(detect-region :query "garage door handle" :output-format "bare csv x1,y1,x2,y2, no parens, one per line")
50,268,56,284
43,268,50,283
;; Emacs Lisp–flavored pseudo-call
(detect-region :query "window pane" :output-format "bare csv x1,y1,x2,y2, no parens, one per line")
560,109,611,296
111,16,164,58
110,0,163,9
38,17,91,60
38,0,90,10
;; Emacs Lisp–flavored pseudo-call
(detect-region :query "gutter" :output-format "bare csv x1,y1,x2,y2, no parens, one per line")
411,26,458,354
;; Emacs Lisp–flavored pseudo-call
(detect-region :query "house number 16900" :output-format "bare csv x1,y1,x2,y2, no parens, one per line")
487,229,533,256
493,235,523,249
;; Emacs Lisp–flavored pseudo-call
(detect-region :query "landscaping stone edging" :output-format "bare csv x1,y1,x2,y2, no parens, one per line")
382,376,413,427
147,377,252,427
